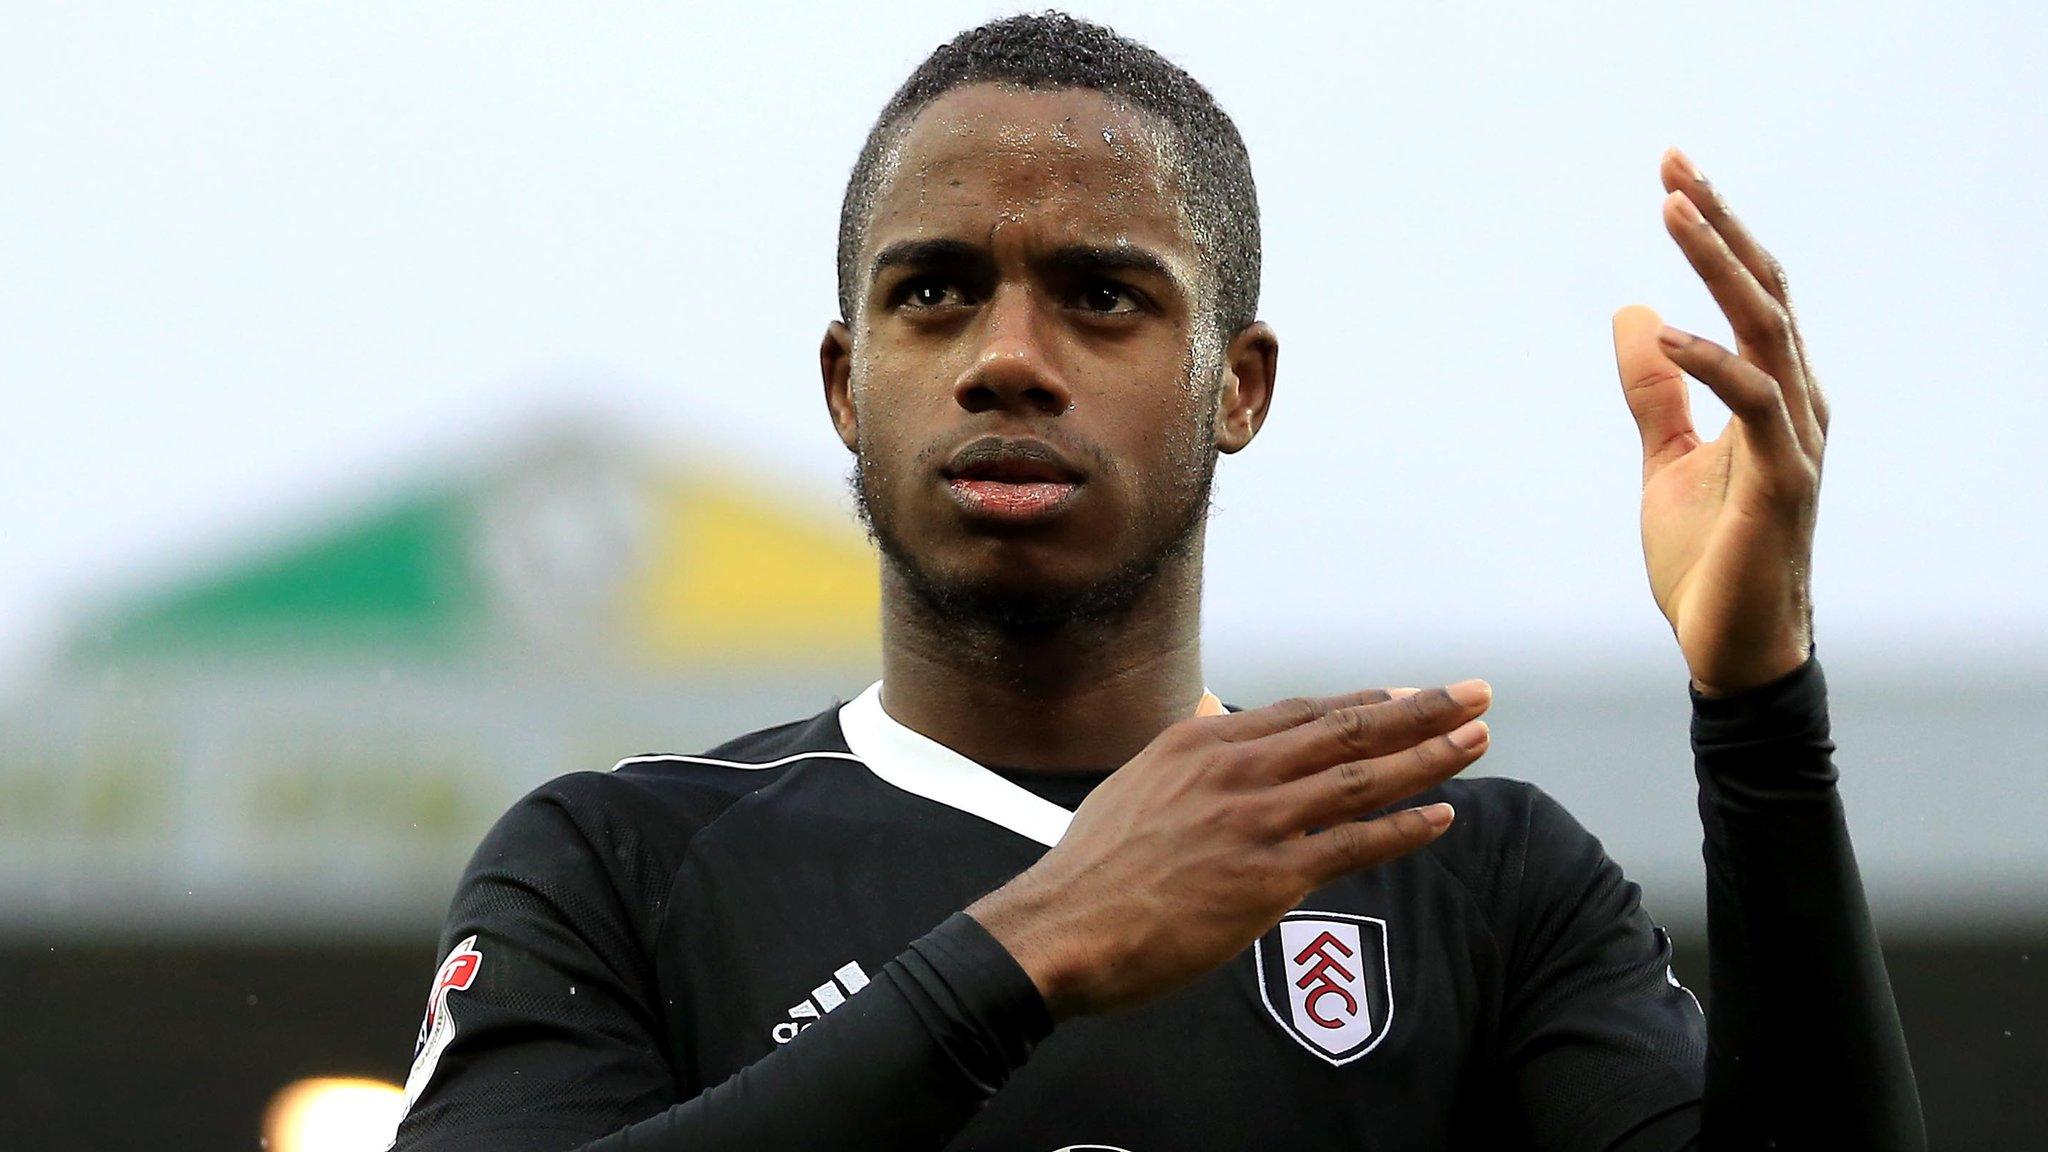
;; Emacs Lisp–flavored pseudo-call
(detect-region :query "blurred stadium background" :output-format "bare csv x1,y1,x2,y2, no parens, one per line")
5,3,2043,1149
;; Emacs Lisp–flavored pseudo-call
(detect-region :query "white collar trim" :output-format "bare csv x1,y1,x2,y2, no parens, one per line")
839,680,1075,847
838,681,1226,848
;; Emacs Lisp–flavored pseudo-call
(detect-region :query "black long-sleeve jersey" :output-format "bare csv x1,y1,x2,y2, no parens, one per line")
388,656,1923,1150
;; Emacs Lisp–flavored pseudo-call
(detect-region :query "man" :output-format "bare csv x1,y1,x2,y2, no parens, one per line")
390,13,1922,1150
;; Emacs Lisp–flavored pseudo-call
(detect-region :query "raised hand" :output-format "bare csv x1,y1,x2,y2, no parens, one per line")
1612,149,1829,696
967,682,1492,1020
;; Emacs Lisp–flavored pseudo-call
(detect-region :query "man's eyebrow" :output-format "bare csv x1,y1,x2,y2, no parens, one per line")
1040,244,1178,284
870,238,985,280
870,238,1183,289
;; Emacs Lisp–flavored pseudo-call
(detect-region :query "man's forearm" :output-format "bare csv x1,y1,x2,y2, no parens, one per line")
570,912,1048,1152
1692,654,1925,1150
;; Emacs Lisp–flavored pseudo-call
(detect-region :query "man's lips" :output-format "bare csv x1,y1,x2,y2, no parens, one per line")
940,435,1087,524
942,435,1086,484
944,476,1081,523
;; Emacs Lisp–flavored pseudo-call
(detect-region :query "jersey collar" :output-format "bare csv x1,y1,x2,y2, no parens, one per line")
837,680,1225,848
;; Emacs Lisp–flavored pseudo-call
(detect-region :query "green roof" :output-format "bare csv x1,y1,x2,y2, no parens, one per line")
73,487,485,661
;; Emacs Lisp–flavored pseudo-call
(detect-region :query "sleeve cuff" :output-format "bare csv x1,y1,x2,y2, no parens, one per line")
896,910,1055,1090
1690,650,1829,748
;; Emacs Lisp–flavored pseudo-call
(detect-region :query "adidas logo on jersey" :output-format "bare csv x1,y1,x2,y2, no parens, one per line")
770,960,871,1044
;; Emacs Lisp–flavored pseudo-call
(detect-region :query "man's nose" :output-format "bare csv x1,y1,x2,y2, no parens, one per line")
953,285,1073,416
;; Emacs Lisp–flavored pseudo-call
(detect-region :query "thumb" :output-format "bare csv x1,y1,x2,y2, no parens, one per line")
1612,304,1697,478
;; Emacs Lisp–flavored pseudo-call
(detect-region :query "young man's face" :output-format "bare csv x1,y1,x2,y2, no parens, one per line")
823,83,1268,633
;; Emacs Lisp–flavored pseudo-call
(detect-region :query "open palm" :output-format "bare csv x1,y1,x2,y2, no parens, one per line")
1613,150,1829,696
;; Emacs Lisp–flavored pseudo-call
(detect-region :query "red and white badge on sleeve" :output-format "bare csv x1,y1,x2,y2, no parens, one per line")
403,935,483,1108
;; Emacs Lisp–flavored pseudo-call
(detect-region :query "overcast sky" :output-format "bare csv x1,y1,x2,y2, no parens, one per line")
5,1,2043,686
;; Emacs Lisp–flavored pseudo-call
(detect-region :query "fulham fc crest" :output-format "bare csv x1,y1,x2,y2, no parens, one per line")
1254,911,1393,1066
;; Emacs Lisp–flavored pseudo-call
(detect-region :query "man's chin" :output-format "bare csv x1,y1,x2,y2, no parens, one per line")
891,559,1139,636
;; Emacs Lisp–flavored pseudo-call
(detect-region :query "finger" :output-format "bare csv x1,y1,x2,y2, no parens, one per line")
1211,687,1403,741
1251,680,1491,781
1269,718,1488,833
1613,304,1699,478
1662,188,1825,457
1659,149,1824,441
1808,373,1830,439
1657,324,1806,465
1289,803,1456,888
1660,150,1792,315
1662,190,1806,394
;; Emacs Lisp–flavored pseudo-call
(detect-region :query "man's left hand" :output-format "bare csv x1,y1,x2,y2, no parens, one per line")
1612,148,1829,697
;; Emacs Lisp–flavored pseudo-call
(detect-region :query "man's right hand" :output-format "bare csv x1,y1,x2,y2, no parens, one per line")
965,681,1493,1020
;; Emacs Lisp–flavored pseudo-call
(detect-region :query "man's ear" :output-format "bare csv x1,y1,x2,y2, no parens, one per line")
1214,321,1278,454
821,320,859,453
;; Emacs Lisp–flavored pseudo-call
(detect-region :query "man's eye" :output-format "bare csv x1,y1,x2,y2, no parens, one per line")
1075,282,1140,314
901,279,966,308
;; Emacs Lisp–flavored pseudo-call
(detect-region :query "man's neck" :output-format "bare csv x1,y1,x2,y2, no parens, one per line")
875,552,1207,773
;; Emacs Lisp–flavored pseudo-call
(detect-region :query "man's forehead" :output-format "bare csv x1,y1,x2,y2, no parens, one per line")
867,83,1191,253
902,83,1162,157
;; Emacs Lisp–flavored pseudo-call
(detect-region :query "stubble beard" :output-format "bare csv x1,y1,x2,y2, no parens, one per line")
849,395,1221,640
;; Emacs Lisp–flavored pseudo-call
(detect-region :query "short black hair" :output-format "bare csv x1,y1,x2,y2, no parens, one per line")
836,11,1261,345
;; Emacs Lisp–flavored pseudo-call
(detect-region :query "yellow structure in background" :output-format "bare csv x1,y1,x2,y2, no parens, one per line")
622,470,880,665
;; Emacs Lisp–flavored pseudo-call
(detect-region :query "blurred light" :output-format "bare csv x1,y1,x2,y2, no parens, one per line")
263,1077,406,1152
